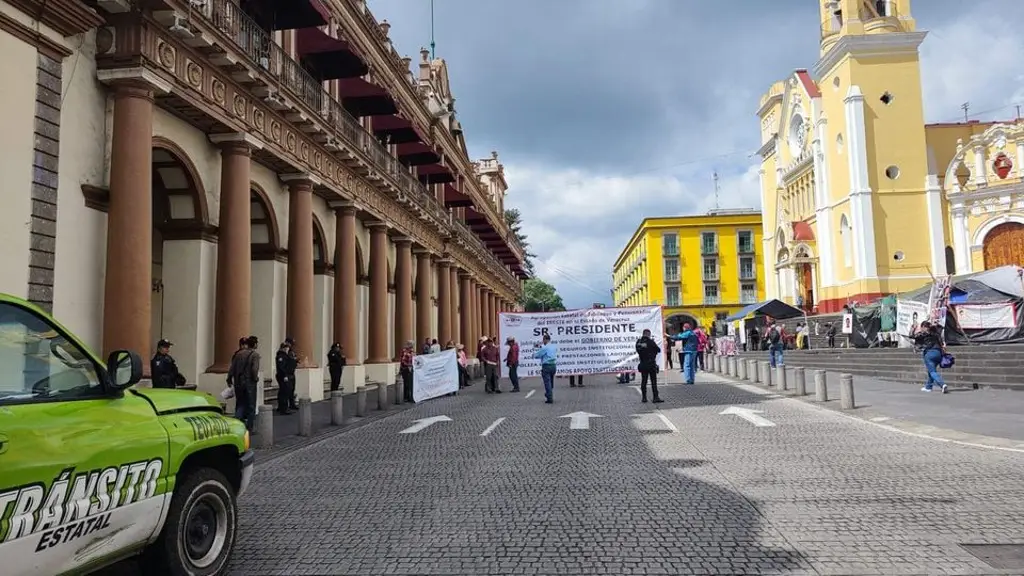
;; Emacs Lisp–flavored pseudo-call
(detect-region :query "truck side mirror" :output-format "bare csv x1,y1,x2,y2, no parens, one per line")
107,349,143,390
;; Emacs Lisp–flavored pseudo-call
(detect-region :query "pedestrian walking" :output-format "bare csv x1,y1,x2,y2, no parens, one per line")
765,320,785,367
150,339,183,389
635,329,662,403
912,321,948,393
275,339,298,414
664,335,674,369
505,336,520,392
228,335,260,431
533,334,558,403
400,340,415,402
327,342,345,392
826,322,837,348
480,337,501,393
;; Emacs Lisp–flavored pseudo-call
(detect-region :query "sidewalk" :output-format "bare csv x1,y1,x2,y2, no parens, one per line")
809,371,1024,442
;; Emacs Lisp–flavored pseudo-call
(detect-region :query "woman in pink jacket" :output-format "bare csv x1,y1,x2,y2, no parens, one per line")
695,326,708,371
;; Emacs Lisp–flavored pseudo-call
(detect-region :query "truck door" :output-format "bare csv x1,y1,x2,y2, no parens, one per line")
0,299,170,576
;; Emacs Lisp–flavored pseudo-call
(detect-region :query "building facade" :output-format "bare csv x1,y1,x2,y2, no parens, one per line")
757,0,1024,314
611,210,765,331
0,0,527,399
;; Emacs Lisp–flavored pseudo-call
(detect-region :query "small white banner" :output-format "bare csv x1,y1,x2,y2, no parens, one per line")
955,303,1017,329
412,348,459,403
896,299,930,336
498,306,664,378
841,313,854,334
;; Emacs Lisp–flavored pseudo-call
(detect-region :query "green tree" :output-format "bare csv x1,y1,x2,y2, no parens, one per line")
504,208,537,275
521,278,565,312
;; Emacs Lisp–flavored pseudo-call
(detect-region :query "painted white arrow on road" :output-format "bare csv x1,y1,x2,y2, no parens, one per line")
560,411,603,430
718,407,776,427
399,415,452,434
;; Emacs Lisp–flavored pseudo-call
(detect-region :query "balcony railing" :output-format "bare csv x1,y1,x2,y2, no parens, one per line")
199,0,517,285
740,268,756,281
738,242,755,255
701,242,718,256
703,295,721,305
663,244,679,257
703,269,719,282
664,273,680,283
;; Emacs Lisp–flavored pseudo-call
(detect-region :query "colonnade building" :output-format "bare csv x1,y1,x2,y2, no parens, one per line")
1,0,527,398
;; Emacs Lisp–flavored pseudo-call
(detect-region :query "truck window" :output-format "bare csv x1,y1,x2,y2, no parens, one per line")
0,302,103,405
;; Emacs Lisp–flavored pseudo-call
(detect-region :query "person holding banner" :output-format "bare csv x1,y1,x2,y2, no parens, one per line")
399,340,415,402
505,336,520,392
635,329,663,403
480,337,502,393
533,333,558,403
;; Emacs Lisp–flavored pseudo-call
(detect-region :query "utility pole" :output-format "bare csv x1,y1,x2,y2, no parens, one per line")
1016,104,1022,121
961,101,970,122
429,0,436,58
713,171,720,211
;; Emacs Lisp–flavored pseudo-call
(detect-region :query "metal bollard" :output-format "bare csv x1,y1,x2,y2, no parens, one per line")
750,359,759,383
298,398,312,437
776,364,788,391
840,373,855,409
330,391,346,426
395,379,405,404
711,354,718,373
814,370,828,402
355,386,367,417
390,382,400,405
761,361,772,387
253,405,273,449
737,357,747,380
377,383,388,411
794,367,806,396
387,383,397,406
725,357,732,377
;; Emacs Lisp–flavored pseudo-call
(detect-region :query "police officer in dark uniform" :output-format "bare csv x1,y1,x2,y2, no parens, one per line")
275,338,298,414
327,342,345,392
151,339,182,389
635,329,662,403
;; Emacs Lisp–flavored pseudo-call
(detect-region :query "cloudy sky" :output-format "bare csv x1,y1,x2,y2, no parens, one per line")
370,0,1024,308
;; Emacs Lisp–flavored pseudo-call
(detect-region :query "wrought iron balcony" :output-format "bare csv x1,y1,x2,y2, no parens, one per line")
188,0,518,286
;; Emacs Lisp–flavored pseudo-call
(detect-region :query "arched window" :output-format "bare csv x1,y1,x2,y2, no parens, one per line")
840,214,852,268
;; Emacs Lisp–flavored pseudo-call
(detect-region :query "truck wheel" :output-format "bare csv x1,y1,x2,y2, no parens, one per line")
146,467,238,576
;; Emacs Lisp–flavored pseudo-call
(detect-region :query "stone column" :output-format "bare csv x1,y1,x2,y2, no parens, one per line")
208,135,254,371
477,285,486,340
366,222,389,364
459,272,472,347
450,266,460,344
394,237,413,358
102,81,155,361
284,176,315,368
332,203,362,392
437,259,452,345
483,288,493,339
415,248,432,344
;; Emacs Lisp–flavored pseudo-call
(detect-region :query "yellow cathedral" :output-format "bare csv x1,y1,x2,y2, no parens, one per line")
757,0,1024,314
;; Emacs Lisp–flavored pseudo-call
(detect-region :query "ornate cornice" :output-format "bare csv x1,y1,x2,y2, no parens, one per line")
7,0,104,38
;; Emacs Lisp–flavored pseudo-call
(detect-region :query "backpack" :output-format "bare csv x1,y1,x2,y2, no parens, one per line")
768,327,781,345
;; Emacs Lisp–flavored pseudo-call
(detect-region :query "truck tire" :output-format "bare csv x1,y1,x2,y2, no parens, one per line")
145,467,238,576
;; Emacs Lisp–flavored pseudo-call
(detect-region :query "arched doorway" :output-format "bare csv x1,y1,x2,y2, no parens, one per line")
983,222,1024,269
665,313,699,335
249,185,280,259
151,142,208,349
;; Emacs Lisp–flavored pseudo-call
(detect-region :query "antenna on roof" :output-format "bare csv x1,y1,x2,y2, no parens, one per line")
429,0,436,58
713,171,721,210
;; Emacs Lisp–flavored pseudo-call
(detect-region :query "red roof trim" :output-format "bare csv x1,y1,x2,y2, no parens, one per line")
795,69,821,98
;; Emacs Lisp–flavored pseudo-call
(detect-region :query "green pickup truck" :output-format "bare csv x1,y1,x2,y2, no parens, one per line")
0,294,254,576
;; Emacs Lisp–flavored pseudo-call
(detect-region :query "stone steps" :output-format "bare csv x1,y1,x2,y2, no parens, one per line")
732,346,1024,390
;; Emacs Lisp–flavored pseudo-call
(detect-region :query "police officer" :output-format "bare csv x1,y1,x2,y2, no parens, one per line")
327,342,345,392
276,338,298,414
151,339,182,389
635,329,662,403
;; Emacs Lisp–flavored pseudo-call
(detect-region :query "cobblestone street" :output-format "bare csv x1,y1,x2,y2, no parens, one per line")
227,373,1024,576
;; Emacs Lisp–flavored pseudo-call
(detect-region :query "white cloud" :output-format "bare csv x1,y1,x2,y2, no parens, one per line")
920,0,1024,122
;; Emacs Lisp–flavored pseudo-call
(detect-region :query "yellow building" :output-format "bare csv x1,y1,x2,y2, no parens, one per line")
611,210,766,331
756,0,1024,314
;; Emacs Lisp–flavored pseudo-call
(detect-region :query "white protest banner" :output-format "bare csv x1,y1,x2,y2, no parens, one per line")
895,299,929,336
412,348,459,403
928,275,951,328
498,306,663,378
955,303,1017,329
841,313,854,334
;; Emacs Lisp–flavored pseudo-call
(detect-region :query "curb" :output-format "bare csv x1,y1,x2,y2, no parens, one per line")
708,373,1024,454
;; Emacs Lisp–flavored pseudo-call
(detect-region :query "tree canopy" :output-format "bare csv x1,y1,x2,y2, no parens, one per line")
503,208,536,276
521,278,565,312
